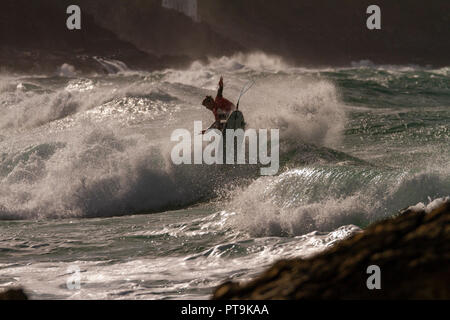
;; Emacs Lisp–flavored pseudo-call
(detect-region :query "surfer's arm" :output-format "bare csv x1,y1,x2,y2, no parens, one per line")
202,121,220,134
217,76,223,98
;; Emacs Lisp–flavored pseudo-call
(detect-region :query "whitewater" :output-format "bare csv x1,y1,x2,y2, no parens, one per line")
0,53,449,299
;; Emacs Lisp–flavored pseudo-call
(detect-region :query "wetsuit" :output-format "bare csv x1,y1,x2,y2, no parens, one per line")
213,78,235,122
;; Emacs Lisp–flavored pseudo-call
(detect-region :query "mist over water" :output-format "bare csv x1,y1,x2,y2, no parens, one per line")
0,54,349,220
0,54,449,299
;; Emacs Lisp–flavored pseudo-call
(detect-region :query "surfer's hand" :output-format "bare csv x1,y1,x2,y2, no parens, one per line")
219,76,223,87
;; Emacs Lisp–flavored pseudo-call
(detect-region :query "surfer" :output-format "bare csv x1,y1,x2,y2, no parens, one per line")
201,76,235,134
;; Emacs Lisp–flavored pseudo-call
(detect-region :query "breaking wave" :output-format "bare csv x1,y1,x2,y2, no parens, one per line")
0,53,448,222
226,167,450,237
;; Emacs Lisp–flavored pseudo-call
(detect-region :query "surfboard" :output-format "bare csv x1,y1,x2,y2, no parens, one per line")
221,110,246,133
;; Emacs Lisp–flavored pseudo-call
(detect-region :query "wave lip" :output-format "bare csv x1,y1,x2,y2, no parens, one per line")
225,165,450,237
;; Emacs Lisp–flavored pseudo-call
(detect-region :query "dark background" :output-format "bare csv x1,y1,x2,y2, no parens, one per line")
1,0,449,73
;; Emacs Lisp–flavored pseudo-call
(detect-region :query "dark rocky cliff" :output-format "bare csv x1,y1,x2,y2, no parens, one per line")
0,0,191,74
79,0,243,59
1,0,449,74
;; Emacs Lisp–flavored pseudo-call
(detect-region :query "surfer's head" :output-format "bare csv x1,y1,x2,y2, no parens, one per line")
202,96,215,110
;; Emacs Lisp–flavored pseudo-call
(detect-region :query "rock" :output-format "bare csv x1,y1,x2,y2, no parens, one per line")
80,0,244,60
0,288,28,300
213,197,450,299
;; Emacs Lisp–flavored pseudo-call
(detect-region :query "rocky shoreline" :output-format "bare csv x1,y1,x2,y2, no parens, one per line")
0,288,28,300
213,197,450,299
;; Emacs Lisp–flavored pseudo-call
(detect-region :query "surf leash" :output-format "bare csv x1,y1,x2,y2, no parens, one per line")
236,79,255,110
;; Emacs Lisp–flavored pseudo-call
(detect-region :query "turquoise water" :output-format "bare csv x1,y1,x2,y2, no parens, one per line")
0,55,449,299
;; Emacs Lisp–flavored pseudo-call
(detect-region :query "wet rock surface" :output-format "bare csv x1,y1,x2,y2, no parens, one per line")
0,288,28,300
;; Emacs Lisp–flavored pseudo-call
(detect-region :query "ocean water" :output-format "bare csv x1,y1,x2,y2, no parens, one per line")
0,53,449,299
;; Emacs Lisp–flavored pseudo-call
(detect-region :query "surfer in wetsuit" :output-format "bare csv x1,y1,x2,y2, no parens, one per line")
201,76,235,133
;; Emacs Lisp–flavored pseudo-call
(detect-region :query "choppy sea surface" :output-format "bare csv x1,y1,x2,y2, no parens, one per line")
0,54,449,299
